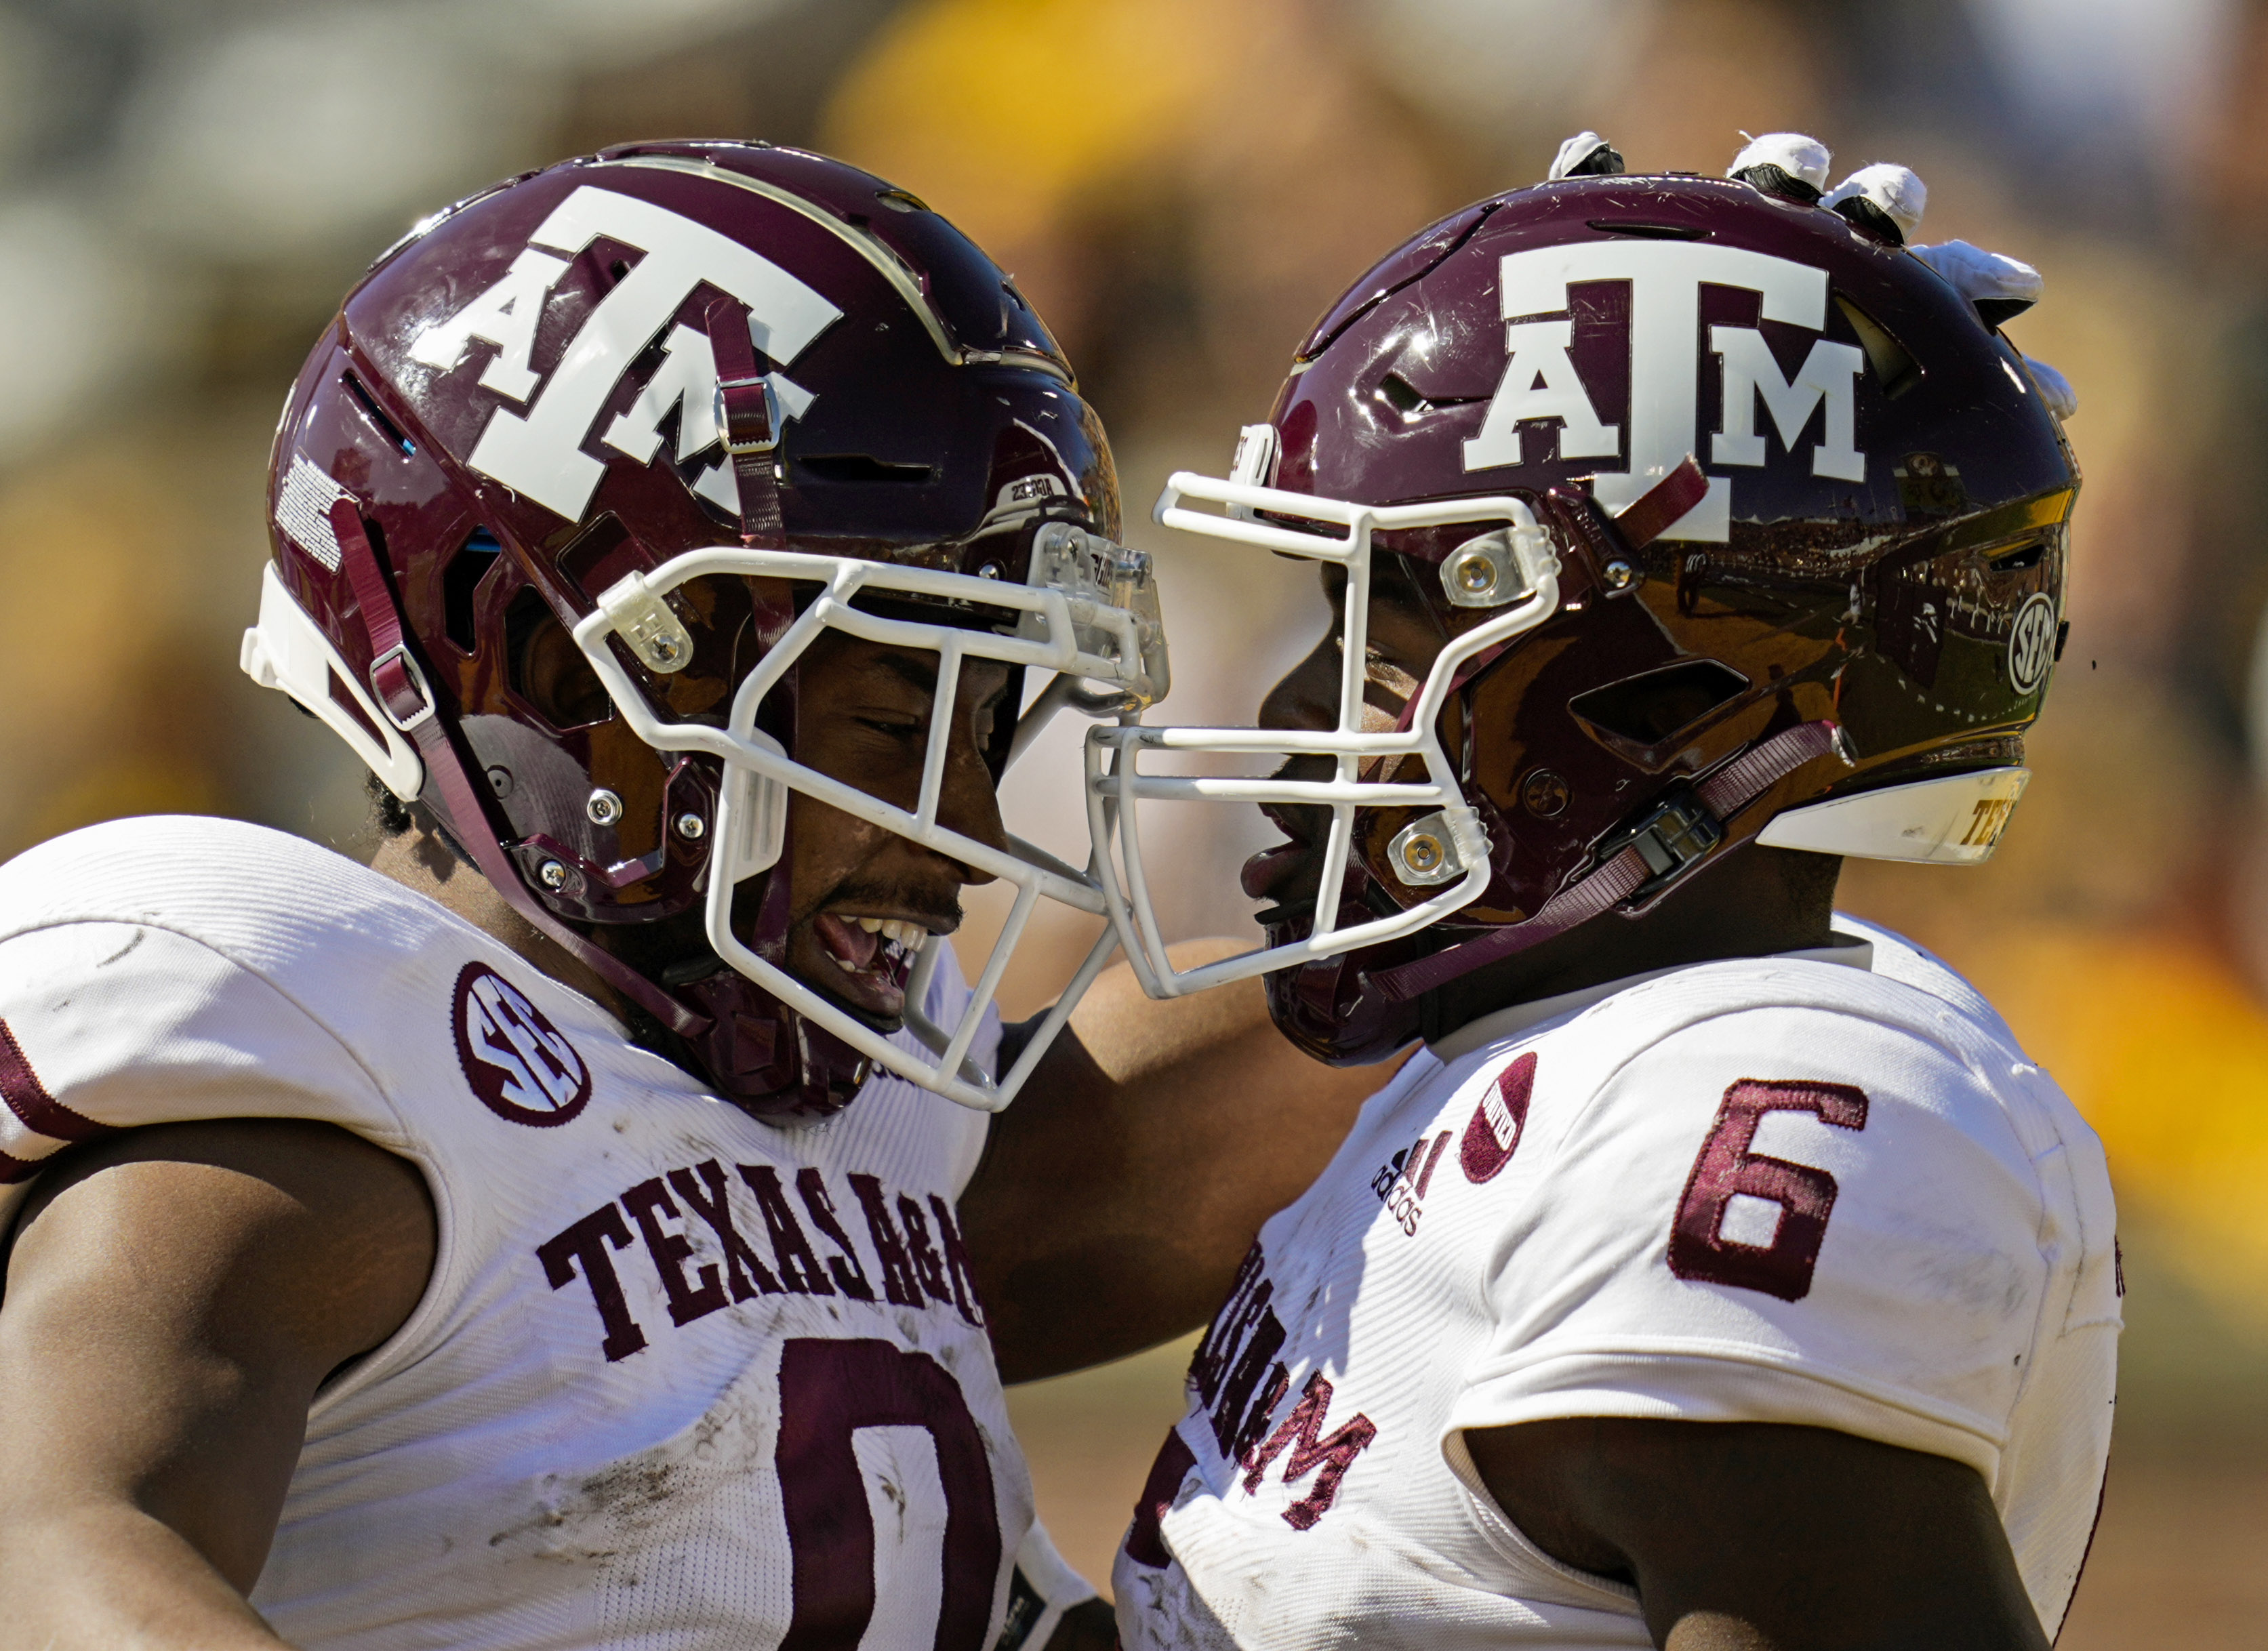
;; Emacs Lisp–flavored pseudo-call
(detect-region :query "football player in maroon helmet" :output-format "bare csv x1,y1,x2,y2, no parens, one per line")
1103,136,2114,1649
0,144,1383,1651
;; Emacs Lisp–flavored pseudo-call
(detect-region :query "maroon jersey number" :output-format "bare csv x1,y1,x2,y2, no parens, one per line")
1667,1079,1869,1303
775,1337,1002,1651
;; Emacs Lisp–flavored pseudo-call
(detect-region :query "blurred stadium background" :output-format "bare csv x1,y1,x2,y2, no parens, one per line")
0,0,2261,1639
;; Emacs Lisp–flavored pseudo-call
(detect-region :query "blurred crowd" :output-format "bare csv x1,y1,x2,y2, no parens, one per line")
1,0,2264,1638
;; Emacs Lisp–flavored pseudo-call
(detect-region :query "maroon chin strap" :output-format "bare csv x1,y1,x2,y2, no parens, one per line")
329,498,712,1042
1372,719,1846,1003
708,295,788,550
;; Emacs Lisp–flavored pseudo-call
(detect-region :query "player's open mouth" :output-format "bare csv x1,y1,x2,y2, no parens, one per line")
811,913,931,1019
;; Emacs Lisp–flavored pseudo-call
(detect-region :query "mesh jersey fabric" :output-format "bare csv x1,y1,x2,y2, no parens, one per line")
0,814,1091,1651
1113,920,2118,1650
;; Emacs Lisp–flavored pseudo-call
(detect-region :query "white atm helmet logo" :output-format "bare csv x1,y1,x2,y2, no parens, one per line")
406,184,842,523
453,962,594,1127
1460,242,1865,544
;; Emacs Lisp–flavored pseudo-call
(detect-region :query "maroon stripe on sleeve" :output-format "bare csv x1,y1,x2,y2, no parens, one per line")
1,1145,47,1183
0,1019,110,1143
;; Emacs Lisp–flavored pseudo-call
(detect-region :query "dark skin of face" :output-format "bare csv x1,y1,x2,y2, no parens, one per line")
518,610,1015,1027
773,630,1013,1025
1238,560,2052,1651
0,624,1382,1651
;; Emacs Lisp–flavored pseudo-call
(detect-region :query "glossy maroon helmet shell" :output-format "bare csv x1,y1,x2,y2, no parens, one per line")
266,141,1119,1112
1255,174,2075,1062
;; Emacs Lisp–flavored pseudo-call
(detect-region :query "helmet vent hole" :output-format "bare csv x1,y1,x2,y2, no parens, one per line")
799,453,937,485
1584,218,1707,241
340,370,415,455
1376,372,1429,415
442,528,504,654
1834,295,1920,398
555,514,647,603
1986,539,2046,573
1569,659,1752,754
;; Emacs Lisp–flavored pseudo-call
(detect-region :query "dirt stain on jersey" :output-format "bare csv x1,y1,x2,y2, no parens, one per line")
487,1389,773,1566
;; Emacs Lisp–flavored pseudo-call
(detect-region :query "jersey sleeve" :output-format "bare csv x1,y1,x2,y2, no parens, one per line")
0,918,401,1206
1444,1002,2059,1484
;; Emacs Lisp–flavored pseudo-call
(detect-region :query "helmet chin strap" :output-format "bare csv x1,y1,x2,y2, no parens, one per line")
1372,719,1846,1002
329,498,714,1043
708,295,788,551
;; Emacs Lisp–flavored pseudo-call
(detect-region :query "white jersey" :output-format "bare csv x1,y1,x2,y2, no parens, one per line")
0,815,1091,1651
1114,926,2120,1649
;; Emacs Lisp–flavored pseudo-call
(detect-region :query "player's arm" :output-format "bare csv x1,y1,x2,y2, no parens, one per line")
961,940,1396,1381
0,1119,436,1651
1467,1419,2049,1650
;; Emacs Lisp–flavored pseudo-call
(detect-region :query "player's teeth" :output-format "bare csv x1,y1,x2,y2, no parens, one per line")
888,920,928,950
856,916,883,934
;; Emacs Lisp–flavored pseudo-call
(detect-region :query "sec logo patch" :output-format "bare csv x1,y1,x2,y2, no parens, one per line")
452,962,592,1126
2006,593,2058,695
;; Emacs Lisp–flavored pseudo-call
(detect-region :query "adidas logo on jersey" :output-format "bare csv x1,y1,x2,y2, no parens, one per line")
1369,1126,1453,1238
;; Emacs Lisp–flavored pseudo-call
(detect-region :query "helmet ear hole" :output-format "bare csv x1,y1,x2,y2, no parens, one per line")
442,529,504,654
1568,659,1751,749
505,588,613,730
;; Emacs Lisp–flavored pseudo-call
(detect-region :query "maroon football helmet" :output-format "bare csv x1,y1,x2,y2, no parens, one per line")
1091,167,2075,1063
242,142,1163,1116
